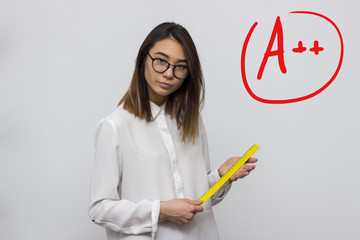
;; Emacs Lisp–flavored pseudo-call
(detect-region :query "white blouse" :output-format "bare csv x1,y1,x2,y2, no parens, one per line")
89,102,231,240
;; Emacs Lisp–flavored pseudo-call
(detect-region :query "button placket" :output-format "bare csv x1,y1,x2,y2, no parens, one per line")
155,108,184,198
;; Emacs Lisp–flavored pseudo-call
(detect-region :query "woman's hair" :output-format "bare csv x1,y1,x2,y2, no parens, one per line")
118,22,204,143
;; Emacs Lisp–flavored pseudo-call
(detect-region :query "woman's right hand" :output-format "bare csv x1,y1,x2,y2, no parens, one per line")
159,199,204,225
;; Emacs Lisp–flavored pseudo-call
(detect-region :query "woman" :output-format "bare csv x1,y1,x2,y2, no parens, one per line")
89,22,257,240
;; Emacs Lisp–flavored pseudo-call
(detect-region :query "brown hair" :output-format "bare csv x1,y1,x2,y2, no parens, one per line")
118,22,204,143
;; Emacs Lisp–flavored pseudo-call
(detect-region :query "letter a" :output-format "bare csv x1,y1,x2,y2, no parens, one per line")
257,16,287,80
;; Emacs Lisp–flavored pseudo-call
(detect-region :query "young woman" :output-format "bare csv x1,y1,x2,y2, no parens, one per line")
89,22,257,240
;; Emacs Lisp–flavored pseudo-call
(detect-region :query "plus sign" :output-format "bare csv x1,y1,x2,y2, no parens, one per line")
292,41,307,53
309,40,324,55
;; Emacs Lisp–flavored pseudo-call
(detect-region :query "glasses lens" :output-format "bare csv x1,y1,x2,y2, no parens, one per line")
152,59,168,72
174,66,189,79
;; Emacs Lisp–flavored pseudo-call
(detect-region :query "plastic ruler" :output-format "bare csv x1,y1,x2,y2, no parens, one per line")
198,144,260,205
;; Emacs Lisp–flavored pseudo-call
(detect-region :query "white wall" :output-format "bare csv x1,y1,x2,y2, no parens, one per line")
0,0,359,239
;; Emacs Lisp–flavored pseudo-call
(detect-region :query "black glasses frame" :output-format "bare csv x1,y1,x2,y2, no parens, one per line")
147,52,189,79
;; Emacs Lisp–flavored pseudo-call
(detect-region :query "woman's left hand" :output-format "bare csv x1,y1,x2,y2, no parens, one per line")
218,157,258,182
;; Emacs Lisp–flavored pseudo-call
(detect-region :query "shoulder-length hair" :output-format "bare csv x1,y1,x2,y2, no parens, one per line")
118,22,204,143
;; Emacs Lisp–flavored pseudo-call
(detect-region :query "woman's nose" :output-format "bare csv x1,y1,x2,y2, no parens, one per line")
162,65,175,79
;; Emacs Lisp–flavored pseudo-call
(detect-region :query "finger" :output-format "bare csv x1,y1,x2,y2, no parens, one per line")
185,199,203,205
250,165,256,171
246,158,258,163
244,164,256,171
193,205,204,213
247,165,256,172
230,176,239,181
232,170,249,180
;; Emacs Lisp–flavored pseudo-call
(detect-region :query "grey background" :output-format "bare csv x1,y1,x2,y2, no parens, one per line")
1,0,359,239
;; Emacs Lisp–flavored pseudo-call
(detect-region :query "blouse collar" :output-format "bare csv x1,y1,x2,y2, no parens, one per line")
150,101,165,120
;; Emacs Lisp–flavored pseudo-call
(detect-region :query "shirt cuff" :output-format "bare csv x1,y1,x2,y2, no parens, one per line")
208,168,220,186
210,168,232,205
151,200,160,240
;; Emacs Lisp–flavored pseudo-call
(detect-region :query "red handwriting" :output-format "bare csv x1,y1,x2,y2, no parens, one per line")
310,40,324,55
293,40,324,55
241,11,344,104
257,16,287,80
293,41,306,53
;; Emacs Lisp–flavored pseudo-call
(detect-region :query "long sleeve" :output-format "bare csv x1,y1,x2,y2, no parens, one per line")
89,118,160,236
199,116,231,206
89,105,223,240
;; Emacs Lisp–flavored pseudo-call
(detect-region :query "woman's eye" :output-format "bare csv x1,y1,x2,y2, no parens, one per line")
156,58,167,64
177,65,187,70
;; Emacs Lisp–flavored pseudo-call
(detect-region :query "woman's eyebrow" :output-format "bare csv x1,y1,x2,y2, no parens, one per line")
154,51,170,58
154,51,188,64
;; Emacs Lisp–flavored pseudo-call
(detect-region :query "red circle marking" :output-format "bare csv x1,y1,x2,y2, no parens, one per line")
241,11,344,104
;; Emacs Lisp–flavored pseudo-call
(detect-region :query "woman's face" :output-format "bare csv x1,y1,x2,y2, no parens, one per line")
144,38,187,105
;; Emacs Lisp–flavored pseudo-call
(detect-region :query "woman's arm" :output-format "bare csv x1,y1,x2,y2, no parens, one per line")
89,119,159,235
198,116,232,205
199,116,258,205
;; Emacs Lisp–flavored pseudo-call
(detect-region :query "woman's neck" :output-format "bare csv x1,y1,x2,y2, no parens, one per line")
147,86,167,106
151,95,167,106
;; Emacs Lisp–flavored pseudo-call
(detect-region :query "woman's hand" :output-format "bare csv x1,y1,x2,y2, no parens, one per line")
218,157,257,182
159,199,204,225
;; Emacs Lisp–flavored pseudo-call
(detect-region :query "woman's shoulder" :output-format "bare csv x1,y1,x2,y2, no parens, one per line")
100,104,135,129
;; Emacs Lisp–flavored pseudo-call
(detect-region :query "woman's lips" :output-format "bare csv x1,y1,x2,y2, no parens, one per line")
159,82,172,89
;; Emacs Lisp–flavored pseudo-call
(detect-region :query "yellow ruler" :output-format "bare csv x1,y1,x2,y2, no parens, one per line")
198,144,260,205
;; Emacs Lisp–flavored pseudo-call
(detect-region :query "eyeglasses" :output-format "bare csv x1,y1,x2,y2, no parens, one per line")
147,53,189,79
